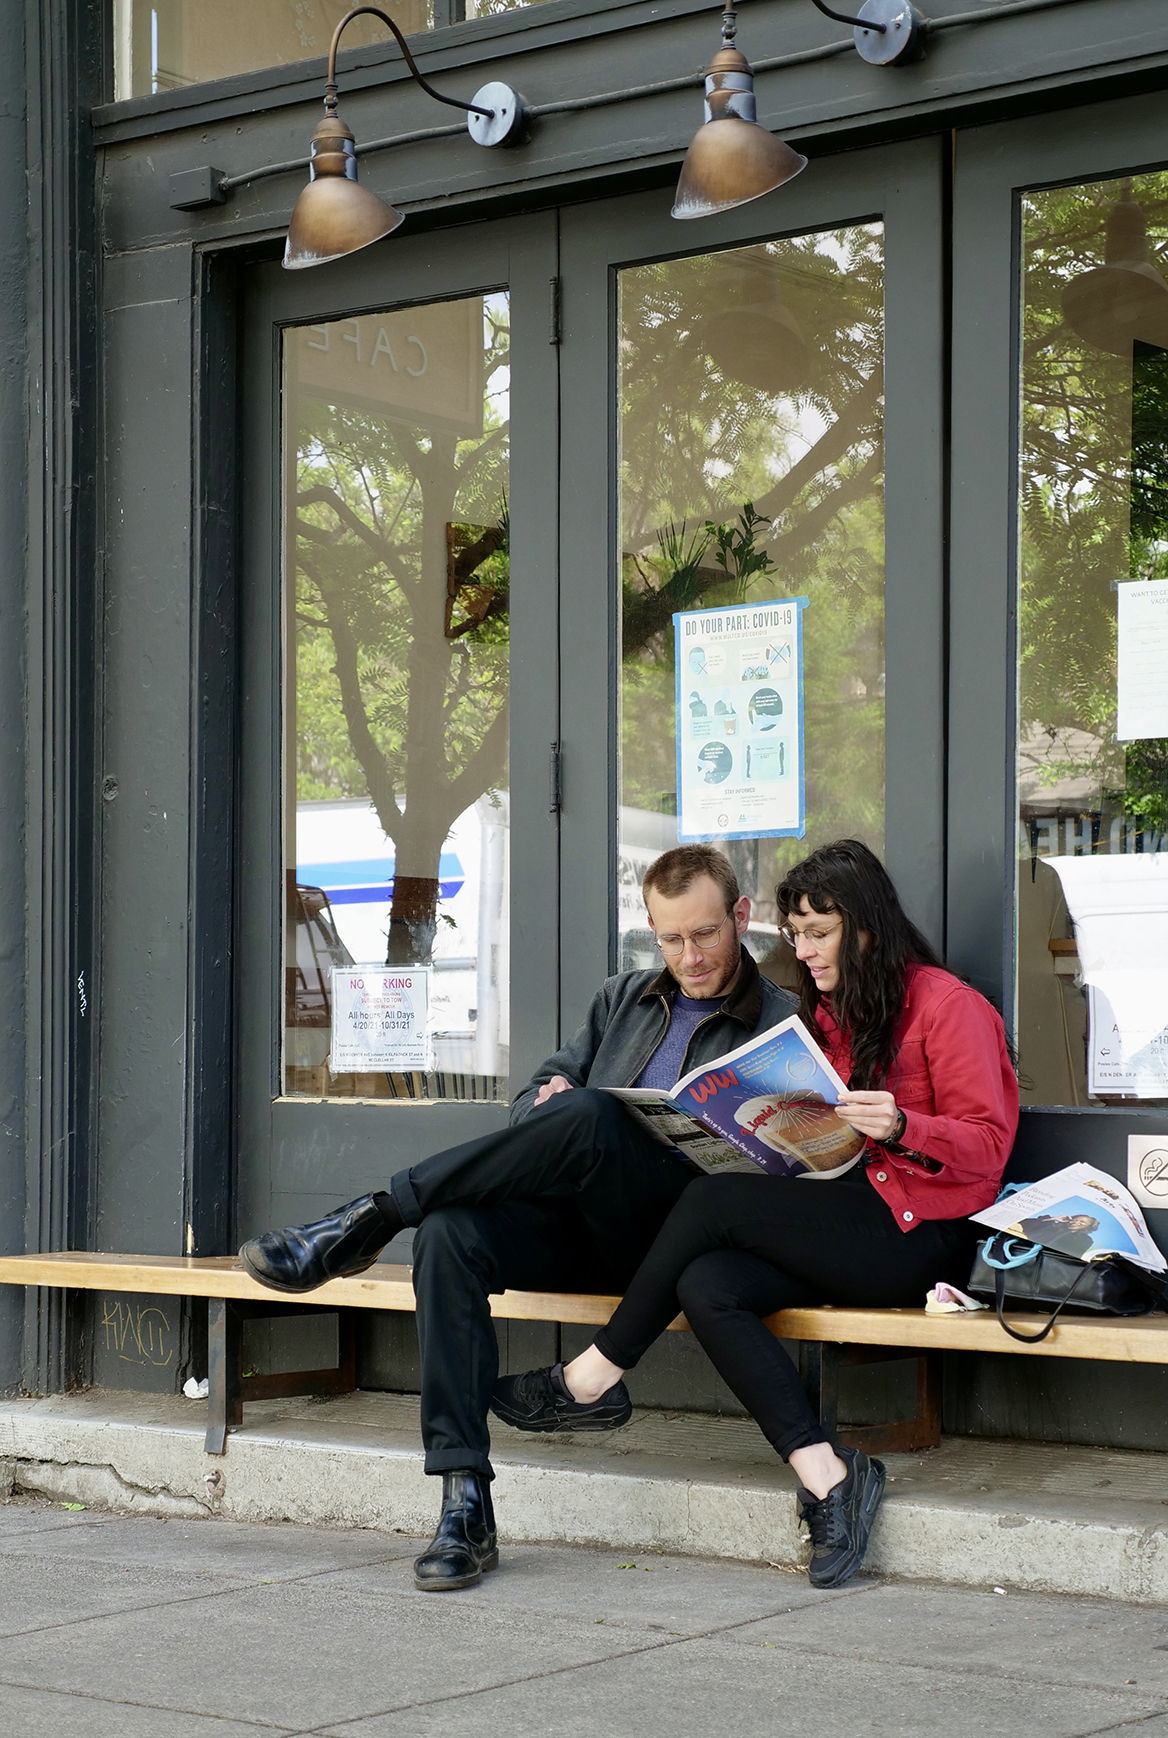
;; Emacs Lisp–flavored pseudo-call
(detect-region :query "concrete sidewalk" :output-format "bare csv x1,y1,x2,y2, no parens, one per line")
5,1389,1168,1604
1,1493,1168,1737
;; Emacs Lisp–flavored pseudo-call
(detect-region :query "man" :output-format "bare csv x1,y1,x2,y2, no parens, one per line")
241,844,795,1591
1009,1212,1100,1261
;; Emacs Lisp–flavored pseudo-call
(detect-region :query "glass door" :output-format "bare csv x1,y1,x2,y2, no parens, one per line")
556,141,947,1032
236,214,558,1240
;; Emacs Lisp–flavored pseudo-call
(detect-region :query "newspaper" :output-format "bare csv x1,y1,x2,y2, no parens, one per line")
606,1014,864,1180
971,1161,1166,1273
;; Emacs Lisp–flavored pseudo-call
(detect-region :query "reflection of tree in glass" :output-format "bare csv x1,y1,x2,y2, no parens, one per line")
619,228,885,898
1019,178,1168,829
294,296,510,963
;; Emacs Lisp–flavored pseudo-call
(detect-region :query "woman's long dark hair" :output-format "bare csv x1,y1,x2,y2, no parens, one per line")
776,839,943,1089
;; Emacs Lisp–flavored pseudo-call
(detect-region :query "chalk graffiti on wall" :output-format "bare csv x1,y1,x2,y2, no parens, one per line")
100,1298,174,1367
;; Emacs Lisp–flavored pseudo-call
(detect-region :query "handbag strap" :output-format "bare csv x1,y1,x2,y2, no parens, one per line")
982,1234,1040,1271
993,1257,1092,1344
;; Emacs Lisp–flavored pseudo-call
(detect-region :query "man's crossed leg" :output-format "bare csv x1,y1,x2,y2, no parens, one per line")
240,1090,693,1589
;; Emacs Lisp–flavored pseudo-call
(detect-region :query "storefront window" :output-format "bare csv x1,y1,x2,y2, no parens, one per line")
282,294,510,1102
617,227,885,978
112,0,541,98
1017,172,1168,1106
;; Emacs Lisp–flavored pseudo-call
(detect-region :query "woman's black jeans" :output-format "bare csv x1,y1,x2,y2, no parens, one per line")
593,1166,977,1461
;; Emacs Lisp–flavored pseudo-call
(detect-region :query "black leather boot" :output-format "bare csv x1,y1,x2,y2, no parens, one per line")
413,1472,499,1591
238,1193,396,1293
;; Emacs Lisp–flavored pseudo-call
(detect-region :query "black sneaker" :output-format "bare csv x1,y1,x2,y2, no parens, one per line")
796,1445,886,1588
490,1363,632,1434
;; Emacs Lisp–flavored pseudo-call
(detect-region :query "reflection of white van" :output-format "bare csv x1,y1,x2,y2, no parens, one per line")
290,800,778,1078
293,793,510,1078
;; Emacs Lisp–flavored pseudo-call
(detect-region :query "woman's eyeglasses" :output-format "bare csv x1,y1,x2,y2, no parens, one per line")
653,912,734,958
779,918,843,948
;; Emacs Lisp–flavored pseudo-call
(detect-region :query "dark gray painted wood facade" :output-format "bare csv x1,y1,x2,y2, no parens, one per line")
3,0,1168,1439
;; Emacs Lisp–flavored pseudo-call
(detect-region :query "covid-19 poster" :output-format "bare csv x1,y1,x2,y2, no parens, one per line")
674,597,807,844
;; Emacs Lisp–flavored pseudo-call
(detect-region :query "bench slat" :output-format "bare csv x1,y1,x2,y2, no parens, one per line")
3,1252,1168,1361
768,1304,1168,1363
0,1252,622,1326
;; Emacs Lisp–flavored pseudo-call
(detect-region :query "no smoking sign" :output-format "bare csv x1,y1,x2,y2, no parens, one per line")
1128,1136,1168,1210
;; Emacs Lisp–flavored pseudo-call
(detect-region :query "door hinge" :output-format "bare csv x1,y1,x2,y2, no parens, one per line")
549,276,562,346
549,741,563,815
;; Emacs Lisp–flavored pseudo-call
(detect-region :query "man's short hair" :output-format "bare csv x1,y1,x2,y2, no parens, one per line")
642,844,740,913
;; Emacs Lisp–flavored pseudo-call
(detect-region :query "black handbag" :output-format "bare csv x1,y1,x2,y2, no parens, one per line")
967,1232,1165,1344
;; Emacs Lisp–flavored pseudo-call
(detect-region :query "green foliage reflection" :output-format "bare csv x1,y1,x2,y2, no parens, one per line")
619,226,885,912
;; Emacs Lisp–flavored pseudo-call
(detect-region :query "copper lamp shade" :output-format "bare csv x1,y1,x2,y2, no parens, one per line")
281,6,514,271
284,113,403,271
673,44,807,221
1062,194,1168,357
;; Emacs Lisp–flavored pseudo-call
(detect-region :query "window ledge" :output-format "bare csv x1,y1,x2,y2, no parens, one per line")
92,0,713,144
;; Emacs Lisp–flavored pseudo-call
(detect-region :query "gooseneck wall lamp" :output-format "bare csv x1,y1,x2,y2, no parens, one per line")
672,7,807,220
166,0,1087,253
283,5,524,269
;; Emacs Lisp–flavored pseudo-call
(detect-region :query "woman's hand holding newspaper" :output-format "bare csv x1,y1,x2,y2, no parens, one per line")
835,1089,899,1142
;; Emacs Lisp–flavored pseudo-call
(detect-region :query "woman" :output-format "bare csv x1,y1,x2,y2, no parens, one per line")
494,839,1019,1588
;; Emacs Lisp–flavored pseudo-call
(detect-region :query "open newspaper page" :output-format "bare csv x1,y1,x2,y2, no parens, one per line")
972,1161,1166,1273
606,1014,865,1180
608,1093,760,1174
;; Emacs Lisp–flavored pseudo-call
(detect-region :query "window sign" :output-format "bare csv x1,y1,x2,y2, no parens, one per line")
1117,580,1168,742
294,303,484,436
1088,985,1168,1098
330,967,431,1073
1049,854,1168,1100
674,598,807,844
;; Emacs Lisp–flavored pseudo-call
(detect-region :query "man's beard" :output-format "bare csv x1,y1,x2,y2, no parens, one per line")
671,939,742,1000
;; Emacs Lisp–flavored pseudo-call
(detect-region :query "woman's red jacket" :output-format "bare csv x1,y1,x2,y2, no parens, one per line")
814,964,1020,1232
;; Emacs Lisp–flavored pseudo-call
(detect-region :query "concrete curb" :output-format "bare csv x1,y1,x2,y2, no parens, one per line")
4,1392,1168,1603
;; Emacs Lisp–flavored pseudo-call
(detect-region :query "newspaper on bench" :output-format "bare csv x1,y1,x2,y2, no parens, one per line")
972,1161,1167,1274
606,1015,865,1179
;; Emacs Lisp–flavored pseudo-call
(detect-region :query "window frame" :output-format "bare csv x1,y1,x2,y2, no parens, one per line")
950,87,1168,1198
234,212,558,1242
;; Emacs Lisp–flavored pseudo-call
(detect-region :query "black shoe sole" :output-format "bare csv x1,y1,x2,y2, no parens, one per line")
489,1396,632,1434
414,1548,499,1592
237,1243,378,1294
807,1456,886,1589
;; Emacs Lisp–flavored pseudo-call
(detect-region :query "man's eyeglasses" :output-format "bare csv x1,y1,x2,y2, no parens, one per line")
653,912,734,958
779,918,843,948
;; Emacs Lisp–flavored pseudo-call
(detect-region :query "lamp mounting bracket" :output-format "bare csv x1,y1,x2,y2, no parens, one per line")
810,0,924,65
324,6,494,117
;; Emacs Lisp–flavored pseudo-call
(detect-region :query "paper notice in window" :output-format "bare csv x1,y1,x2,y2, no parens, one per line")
1087,983,1168,1097
1049,855,1168,1100
1117,580,1168,742
330,966,431,1072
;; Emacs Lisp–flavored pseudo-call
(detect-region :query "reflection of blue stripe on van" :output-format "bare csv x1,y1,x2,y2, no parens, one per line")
297,853,465,905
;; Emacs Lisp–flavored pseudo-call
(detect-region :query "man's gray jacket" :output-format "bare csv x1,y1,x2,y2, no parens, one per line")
510,949,798,1123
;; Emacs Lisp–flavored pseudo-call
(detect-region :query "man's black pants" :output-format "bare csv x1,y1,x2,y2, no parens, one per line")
388,1089,693,1479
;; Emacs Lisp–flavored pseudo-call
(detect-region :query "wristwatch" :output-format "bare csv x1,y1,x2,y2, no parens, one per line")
884,1107,908,1150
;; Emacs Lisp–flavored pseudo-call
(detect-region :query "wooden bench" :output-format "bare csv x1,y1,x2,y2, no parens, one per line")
3,1251,1167,1460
